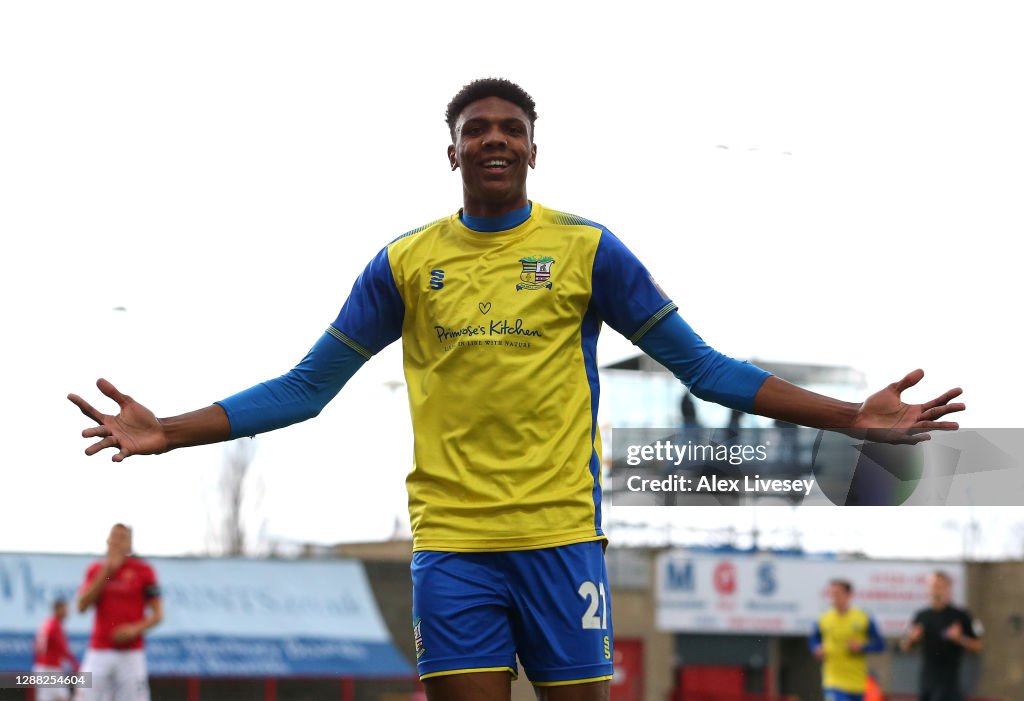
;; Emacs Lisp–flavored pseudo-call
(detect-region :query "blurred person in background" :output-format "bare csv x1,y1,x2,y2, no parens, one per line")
901,570,982,701
75,524,162,701
33,597,79,701
810,579,885,701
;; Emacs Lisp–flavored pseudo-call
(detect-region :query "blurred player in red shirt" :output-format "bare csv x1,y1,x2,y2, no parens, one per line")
75,524,163,701
33,597,79,700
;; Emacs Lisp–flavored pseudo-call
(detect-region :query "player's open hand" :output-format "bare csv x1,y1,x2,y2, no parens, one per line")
111,622,143,644
851,369,964,444
900,623,924,651
68,379,168,461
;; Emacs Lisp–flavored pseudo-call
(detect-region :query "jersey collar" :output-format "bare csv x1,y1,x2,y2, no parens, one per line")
459,201,533,232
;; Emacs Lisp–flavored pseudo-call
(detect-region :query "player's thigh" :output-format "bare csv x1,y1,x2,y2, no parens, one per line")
505,542,614,686
423,670,512,701
32,665,71,701
111,650,150,701
73,683,113,701
75,650,114,701
412,551,517,681
534,679,609,701
36,687,71,701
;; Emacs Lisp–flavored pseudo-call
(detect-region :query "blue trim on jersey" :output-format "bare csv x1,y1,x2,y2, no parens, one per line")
862,617,885,653
216,332,366,439
824,689,864,701
810,621,823,651
459,202,532,232
639,313,771,413
589,229,675,341
331,246,404,356
580,310,604,535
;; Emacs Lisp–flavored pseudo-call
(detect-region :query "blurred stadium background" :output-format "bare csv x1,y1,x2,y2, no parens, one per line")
2,545,1019,701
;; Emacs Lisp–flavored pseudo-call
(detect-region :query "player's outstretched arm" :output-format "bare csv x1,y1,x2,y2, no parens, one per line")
69,331,369,461
752,369,964,444
68,379,230,462
637,314,963,444
591,232,963,441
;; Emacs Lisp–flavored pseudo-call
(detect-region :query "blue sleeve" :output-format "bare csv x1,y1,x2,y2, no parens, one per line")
810,622,823,650
590,229,677,342
862,617,886,653
329,246,405,357
215,331,367,439
638,313,771,413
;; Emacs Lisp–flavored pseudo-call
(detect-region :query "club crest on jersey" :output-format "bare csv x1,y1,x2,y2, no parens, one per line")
517,256,555,291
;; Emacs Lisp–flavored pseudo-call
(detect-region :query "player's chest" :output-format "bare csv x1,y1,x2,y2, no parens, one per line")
401,243,593,329
826,616,866,638
923,614,957,637
103,568,144,596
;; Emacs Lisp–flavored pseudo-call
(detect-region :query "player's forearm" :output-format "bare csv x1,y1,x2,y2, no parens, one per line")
215,331,365,438
138,600,164,633
960,636,983,653
159,405,232,452
58,641,78,669
638,313,771,412
861,620,886,653
752,376,860,430
140,612,163,631
860,637,886,653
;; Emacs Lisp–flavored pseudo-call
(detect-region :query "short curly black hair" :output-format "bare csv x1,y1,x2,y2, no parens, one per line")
445,78,538,142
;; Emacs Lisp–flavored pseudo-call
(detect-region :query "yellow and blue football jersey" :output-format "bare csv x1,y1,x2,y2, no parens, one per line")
331,202,676,552
811,607,885,693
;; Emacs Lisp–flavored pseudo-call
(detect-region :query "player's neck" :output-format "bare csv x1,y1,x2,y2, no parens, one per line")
461,201,532,232
462,193,530,219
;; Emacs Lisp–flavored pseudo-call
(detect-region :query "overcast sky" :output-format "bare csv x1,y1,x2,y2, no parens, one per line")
2,1,1021,559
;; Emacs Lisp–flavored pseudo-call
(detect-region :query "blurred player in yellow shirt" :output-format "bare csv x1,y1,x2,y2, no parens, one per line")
810,580,885,701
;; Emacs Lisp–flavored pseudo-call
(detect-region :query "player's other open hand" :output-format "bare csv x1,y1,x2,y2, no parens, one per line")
68,379,168,461
851,369,964,445
111,622,144,644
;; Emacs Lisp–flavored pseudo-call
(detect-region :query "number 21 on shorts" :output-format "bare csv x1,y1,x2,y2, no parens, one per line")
578,580,608,629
